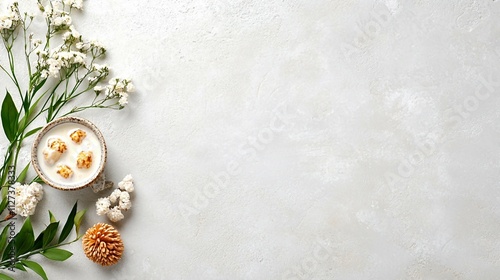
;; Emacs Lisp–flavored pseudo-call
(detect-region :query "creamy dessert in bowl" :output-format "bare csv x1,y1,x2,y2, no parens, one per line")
32,117,107,191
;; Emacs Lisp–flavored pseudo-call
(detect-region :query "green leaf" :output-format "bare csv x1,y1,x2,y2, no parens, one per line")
1,241,13,261
33,78,47,95
22,93,29,116
21,260,48,280
14,262,26,271
33,221,59,250
24,126,41,138
42,222,58,248
0,196,8,216
48,211,56,224
0,273,14,280
16,163,30,183
58,202,77,243
14,217,34,256
73,209,86,236
0,225,10,256
33,176,44,184
41,248,72,261
1,91,18,142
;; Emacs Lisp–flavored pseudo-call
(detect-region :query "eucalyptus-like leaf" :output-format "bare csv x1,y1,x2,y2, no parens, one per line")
0,197,8,216
14,262,26,271
58,202,77,243
1,91,18,142
0,225,9,257
14,217,34,256
33,221,59,250
41,248,72,261
73,209,86,236
24,126,41,138
48,211,56,224
1,242,12,262
22,92,29,116
20,260,48,280
33,78,47,95
42,222,59,248
16,163,30,183
33,177,44,184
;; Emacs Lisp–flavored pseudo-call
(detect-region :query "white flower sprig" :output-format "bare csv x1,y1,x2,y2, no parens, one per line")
0,2,21,37
31,0,135,121
14,182,44,217
96,175,134,222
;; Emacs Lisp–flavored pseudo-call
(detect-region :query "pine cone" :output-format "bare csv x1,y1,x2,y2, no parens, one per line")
82,223,124,266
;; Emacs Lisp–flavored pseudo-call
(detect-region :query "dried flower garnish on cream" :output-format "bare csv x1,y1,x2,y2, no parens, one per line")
57,164,73,179
70,129,87,143
42,138,68,165
77,151,93,169
48,138,68,153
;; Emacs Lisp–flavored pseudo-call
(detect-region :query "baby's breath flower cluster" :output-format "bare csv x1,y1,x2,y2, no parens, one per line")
29,0,135,119
14,182,44,217
96,175,134,222
0,2,21,40
94,78,135,107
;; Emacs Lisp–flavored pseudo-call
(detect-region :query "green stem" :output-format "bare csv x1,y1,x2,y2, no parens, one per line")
0,237,80,269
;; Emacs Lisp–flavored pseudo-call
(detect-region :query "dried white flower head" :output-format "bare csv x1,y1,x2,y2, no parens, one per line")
108,189,122,204
0,3,21,35
43,1,73,30
106,206,124,223
118,192,131,211
63,25,81,43
14,182,44,217
118,174,134,192
95,174,134,222
96,197,111,216
63,0,83,10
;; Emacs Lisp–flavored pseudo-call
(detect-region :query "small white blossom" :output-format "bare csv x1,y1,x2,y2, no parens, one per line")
62,25,80,43
119,200,131,211
108,189,122,204
93,85,106,93
95,174,134,221
41,50,87,78
123,174,133,182
106,78,134,107
118,191,131,211
44,2,72,29
64,0,83,10
107,206,124,222
14,182,44,217
46,58,62,78
118,174,134,192
0,3,21,34
126,83,135,93
53,14,71,27
119,191,129,202
118,93,128,107
90,40,105,50
96,197,111,216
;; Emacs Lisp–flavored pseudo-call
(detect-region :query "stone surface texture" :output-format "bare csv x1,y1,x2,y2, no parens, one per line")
3,0,500,279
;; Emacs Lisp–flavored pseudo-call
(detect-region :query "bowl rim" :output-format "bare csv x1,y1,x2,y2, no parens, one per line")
31,116,107,191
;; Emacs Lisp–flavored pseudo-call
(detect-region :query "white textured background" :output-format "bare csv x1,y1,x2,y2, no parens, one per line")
5,0,500,279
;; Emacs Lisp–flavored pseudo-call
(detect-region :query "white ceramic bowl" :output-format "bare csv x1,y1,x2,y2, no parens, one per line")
31,117,107,191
